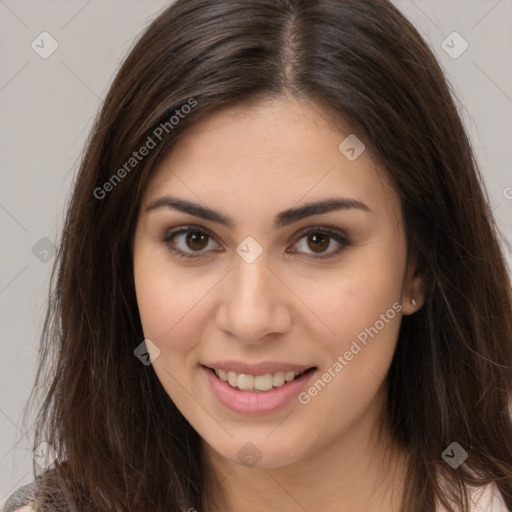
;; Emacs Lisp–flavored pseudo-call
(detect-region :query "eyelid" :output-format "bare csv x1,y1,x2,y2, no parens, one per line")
163,224,216,241
162,224,350,259
163,224,222,258
290,224,349,243
287,225,350,259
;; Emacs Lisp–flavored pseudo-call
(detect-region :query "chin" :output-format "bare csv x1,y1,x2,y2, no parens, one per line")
204,431,308,470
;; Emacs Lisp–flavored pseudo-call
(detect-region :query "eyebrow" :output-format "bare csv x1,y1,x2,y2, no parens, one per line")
145,195,370,229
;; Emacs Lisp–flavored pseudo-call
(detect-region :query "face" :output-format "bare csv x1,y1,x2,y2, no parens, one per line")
133,97,421,469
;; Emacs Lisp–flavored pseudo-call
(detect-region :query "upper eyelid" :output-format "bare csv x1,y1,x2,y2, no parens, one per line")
163,224,348,241
163,225,222,252
163,225,349,253
291,225,348,239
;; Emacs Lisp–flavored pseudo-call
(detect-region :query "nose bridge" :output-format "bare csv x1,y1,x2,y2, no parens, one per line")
217,251,291,342
233,254,271,305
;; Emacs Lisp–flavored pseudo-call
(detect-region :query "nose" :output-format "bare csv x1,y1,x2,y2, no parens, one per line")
215,253,293,345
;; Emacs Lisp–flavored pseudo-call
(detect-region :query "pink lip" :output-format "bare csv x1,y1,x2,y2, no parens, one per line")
202,360,313,376
202,365,317,415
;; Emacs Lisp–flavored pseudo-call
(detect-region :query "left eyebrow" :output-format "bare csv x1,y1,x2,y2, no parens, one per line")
145,196,371,229
275,197,370,227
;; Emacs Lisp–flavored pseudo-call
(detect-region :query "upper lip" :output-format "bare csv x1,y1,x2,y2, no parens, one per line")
202,361,315,376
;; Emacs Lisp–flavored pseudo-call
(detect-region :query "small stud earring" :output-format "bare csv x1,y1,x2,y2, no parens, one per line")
411,298,416,307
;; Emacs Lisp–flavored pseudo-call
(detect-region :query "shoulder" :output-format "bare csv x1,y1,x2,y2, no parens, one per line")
437,481,509,512
468,482,509,512
2,482,35,512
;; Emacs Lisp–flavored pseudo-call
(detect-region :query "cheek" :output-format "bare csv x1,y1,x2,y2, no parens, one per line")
133,244,215,363
133,249,205,409
294,272,403,445
134,258,173,341
290,237,405,414
295,243,405,346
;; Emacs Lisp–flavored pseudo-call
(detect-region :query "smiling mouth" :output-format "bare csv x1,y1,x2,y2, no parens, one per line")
205,366,316,393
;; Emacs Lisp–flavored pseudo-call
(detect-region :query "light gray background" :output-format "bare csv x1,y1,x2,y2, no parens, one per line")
1,0,511,504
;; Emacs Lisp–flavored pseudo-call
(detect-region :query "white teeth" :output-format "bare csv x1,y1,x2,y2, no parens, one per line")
213,368,307,391
272,372,285,387
254,374,273,391
238,374,254,390
284,371,297,382
227,371,237,387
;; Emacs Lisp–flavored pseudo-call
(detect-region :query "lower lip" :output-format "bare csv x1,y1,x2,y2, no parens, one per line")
202,366,317,415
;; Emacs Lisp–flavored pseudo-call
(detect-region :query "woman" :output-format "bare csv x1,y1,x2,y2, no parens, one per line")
4,0,511,510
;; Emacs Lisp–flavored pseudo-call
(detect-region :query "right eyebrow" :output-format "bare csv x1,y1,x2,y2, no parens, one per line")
146,195,371,229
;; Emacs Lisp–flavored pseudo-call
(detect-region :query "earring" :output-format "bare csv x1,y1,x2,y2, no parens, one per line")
411,298,416,307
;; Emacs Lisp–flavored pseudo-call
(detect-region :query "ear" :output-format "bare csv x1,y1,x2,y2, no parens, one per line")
401,252,425,316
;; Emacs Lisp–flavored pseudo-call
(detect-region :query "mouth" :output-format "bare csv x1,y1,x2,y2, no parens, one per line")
203,365,316,393
202,363,318,415
203,365,317,393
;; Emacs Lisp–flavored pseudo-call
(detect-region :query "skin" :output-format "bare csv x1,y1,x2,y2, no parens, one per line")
133,96,425,512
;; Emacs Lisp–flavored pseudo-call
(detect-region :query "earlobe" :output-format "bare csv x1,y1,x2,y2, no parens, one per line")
402,258,426,315
402,295,420,315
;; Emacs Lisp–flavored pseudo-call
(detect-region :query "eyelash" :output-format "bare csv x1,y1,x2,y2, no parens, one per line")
162,225,350,261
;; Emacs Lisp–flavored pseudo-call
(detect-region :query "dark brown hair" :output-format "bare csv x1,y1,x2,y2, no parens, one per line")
23,0,512,510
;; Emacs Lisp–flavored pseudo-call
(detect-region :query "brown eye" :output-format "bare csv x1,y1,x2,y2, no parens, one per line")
163,226,220,259
306,233,330,253
288,228,349,259
186,231,209,251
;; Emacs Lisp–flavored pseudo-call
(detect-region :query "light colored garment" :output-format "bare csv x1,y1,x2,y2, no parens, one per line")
2,483,34,512
3,480,510,511
436,482,509,512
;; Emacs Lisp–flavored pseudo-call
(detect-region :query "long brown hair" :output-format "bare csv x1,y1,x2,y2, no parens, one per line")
24,0,512,510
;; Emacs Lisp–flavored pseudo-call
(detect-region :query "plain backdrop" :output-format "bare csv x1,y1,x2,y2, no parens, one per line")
1,0,511,504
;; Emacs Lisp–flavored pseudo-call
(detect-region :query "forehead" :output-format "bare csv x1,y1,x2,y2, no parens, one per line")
143,97,399,221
